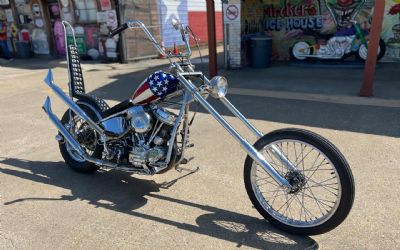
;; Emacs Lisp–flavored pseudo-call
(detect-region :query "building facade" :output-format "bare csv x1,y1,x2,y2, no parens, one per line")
120,0,223,61
0,0,120,59
0,0,223,61
223,0,400,68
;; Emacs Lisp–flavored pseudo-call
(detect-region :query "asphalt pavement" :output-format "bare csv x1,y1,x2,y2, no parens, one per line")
0,58,399,249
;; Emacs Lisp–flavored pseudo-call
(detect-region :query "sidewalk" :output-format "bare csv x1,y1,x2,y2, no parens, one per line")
1,54,400,249
221,62,400,108
2,54,399,108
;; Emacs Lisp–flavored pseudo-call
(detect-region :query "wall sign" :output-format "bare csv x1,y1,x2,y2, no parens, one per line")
263,1,323,31
5,8,13,22
35,18,44,27
32,3,41,17
60,0,69,8
223,4,240,23
100,0,111,11
106,10,117,28
0,0,10,6
67,36,86,54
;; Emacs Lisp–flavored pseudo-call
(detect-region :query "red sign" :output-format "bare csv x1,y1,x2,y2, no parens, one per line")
100,0,111,11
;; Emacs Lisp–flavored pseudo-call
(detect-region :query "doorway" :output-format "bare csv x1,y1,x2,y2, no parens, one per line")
43,0,65,56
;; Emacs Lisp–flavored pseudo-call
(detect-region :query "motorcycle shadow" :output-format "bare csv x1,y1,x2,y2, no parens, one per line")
1,157,318,250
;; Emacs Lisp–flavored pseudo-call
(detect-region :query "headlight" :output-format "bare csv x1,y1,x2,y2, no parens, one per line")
208,76,228,99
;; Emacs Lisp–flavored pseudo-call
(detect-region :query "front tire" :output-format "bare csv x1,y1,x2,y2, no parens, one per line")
59,105,103,173
357,39,386,61
244,128,355,235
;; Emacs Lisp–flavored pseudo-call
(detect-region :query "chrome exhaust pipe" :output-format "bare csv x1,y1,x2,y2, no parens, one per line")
42,97,113,168
42,97,150,174
44,69,105,135
43,96,87,157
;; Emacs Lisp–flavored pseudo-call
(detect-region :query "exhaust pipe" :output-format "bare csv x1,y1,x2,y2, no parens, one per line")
43,96,88,158
42,97,149,174
42,97,110,168
44,69,105,135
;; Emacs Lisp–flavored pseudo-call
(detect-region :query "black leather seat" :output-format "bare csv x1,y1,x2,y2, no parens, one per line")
103,99,134,117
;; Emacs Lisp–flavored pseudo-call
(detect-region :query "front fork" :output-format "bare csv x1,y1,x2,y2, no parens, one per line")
175,67,297,190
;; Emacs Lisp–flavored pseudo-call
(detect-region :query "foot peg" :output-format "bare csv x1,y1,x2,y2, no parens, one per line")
180,156,194,165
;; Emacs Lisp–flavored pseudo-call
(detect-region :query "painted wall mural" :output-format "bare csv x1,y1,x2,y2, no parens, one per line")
325,0,366,27
241,0,400,61
158,0,223,48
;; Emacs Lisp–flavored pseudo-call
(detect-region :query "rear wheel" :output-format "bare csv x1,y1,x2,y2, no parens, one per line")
59,105,103,173
291,42,311,60
244,128,354,235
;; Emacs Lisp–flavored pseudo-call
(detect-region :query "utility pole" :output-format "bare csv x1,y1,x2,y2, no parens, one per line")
206,0,218,78
359,1,385,97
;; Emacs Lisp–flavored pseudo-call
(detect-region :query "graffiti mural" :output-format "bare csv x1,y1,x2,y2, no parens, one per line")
325,0,366,27
241,0,400,61
385,0,400,59
264,0,323,31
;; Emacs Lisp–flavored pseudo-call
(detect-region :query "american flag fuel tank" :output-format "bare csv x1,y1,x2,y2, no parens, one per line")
132,71,179,104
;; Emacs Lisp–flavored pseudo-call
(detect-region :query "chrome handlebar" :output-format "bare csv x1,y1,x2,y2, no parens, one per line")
110,20,192,61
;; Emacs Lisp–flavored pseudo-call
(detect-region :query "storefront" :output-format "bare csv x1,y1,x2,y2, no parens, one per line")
223,0,400,68
0,0,223,61
0,0,119,59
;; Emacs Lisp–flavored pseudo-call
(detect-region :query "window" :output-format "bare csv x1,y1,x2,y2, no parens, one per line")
74,0,98,23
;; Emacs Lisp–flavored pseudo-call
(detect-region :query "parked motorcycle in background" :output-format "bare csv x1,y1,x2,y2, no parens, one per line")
291,20,386,61
42,19,355,235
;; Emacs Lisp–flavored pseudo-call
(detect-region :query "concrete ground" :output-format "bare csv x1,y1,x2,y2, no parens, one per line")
0,57,399,250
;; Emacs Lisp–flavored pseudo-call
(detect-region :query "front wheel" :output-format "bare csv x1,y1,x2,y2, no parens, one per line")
357,39,386,61
244,128,355,235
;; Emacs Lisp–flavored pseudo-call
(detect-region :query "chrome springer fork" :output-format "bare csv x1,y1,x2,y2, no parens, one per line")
174,64,297,190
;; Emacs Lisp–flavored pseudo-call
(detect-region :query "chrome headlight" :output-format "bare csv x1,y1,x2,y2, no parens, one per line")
208,76,228,99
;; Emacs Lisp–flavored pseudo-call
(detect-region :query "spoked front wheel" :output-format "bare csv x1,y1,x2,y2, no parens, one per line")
244,128,354,235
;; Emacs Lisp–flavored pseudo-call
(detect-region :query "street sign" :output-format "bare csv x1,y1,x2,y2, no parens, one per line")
223,4,240,23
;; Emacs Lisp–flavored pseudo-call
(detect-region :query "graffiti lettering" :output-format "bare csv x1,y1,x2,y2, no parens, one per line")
264,18,282,31
264,16,323,31
286,16,323,30
264,3,319,18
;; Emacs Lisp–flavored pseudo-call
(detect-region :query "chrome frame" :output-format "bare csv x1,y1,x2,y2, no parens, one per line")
42,20,296,188
125,20,192,64
171,64,292,189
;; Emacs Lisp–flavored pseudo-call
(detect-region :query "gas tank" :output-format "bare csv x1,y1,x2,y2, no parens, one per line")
132,71,179,105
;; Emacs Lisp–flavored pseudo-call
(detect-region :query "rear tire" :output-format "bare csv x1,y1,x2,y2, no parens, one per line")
59,105,103,173
291,42,311,60
244,128,355,235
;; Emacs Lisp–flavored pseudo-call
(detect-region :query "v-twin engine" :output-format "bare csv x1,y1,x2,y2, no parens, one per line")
101,105,177,169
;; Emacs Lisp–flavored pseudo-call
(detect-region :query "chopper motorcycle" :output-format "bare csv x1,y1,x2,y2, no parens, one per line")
42,20,354,235
291,20,386,61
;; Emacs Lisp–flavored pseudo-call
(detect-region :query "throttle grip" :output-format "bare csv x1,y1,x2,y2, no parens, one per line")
109,23,128,37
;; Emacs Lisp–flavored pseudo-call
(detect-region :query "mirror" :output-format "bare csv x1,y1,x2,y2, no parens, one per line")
172,18,180,30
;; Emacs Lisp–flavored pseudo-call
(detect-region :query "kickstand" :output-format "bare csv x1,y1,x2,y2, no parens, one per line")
159,166,200,189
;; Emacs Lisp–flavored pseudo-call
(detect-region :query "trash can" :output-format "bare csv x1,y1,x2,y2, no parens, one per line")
16,41,32,58
250,37,272,68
